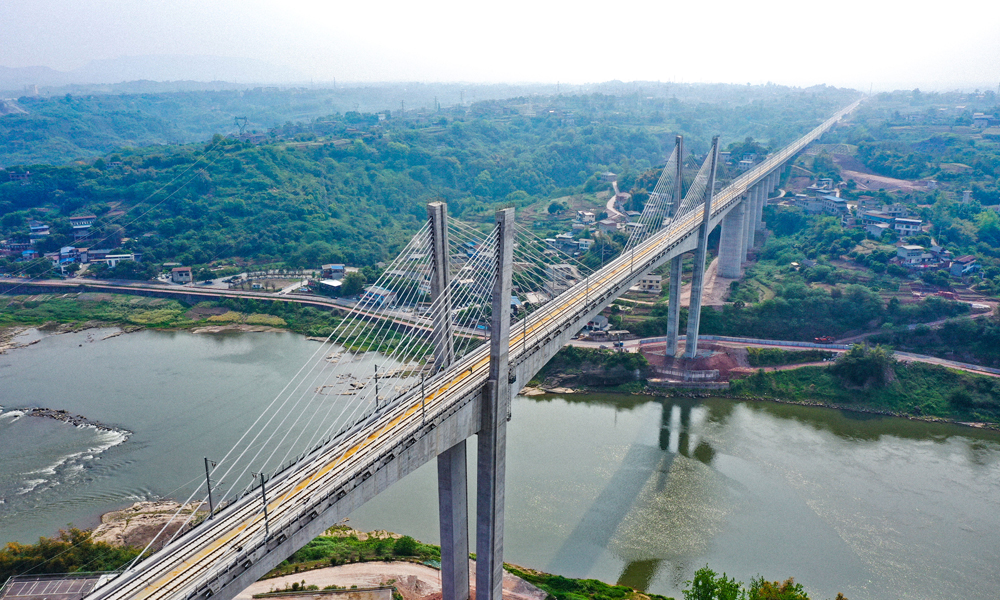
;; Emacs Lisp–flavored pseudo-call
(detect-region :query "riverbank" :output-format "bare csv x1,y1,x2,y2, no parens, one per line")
5,292,998,429
0,293,339,344
534,345,1000,430
244,526,674,600
91,500,207,550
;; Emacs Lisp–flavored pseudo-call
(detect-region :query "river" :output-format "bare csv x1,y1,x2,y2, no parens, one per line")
1,327,999,599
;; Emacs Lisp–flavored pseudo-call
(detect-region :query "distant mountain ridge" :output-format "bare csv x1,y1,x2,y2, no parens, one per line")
0,55,306,93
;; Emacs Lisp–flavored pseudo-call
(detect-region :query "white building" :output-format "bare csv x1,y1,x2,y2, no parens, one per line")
637,274,662,294
894,218,923,236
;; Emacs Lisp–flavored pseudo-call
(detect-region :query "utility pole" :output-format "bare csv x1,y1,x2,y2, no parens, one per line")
203,457,216,519
374,364,379,407
255,472,270,539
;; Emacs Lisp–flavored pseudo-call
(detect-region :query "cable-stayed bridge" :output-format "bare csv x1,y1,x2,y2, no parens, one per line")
85,99,861,600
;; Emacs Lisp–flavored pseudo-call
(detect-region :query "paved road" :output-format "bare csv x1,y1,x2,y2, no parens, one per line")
606,181,625,220
569,335,1000,378
836,309,995,344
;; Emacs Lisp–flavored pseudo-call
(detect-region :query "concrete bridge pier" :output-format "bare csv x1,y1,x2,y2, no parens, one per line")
718,199,745,278
742,187,757,257
428,202,470,600
757,170,777,233
684,137,719,359
477,207,515,600
754,177,767,234
664,255,683,356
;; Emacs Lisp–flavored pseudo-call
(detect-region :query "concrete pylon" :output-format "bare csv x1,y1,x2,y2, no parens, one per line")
718,200,745,278
428,202,455,371
664,255,683,356
429,202,470,600
477,207,514,600
684,137,720,359
670,135,684,219
664,136,684,356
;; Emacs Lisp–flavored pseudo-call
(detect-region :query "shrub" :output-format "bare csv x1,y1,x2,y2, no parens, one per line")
207,311,244,323
393,536,417,556
829,344,895,387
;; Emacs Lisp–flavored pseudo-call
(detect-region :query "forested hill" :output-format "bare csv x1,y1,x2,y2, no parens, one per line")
0,83,857,168
0,86,857,270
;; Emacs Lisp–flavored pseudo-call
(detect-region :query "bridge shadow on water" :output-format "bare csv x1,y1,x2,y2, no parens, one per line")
545,398,719,591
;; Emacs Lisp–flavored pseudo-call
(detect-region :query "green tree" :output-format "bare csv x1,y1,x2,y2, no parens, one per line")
830,344,895,387
747,577,810,600
341,272,366,296
683,566,745,600
0,529,141,580
393,536,418,556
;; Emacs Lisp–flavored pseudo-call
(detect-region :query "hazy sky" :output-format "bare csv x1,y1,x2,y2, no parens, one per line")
3,0,999,90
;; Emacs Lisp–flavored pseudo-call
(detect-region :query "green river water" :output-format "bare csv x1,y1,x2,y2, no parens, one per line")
1,327,998,599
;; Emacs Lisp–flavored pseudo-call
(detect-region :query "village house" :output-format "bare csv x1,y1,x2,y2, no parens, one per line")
3,240,32,254
896,245,936,268
598,219,620,234
101,253,140,267
28,220,49,240
171,266,192,284
866,222,891,238
69,215,96,240
586,315,609,331
880,203,911,218
950,255,979,277
637,274,662,294
361,285,397,307
893,217,923,236
321,264,346,279
822,195,849,216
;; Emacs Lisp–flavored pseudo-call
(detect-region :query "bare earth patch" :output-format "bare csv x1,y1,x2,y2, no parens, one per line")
238,561,547,600
92,500,206,551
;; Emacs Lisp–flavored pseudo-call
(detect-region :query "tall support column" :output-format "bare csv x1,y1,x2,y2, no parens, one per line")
664,255,683,356
684,137,720,359
757,173,772,232
429,202,470,600
437,445,469,600
477,207,514,600
742,188,756,256
718,200,745,278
